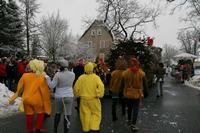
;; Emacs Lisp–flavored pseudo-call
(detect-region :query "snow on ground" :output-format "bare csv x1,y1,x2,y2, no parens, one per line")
185,75,200,91
0,83,21,118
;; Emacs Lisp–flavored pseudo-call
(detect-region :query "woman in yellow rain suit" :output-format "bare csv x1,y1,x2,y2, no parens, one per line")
9,59,51,133
74,62,104,133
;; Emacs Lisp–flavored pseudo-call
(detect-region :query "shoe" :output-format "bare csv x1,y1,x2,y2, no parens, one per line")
33,128,46,132
35,129,42,133
127,120,132,125
130,124,139,131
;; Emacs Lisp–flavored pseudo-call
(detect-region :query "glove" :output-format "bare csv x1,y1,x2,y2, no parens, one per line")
8,98,15,105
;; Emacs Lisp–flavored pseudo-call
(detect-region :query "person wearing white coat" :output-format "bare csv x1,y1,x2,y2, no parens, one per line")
46,59,75,133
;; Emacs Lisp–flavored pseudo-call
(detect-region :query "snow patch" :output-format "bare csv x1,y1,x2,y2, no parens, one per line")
0,83,21,118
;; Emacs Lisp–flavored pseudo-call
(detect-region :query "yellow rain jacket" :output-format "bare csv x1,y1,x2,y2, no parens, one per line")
74,62,104,132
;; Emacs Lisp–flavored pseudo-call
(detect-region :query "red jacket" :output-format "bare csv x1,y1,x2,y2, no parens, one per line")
18,62,26,75
0,63,7,77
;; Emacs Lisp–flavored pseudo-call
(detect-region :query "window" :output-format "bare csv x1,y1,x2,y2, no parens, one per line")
100,40,106,49
91,30,96,36
97,29,102,35
86,41,92,48
88,41,92,46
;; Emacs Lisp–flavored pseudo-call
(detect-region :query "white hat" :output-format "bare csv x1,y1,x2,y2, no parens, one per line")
59,59,69,67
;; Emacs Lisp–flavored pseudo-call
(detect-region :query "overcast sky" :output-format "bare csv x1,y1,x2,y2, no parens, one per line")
37,0,188,48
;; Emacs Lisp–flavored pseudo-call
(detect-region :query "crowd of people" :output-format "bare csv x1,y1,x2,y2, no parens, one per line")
1,55,165,133
170,59,194,83
0,57,28,91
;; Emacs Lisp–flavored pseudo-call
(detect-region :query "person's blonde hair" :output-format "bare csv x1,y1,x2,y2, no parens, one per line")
29,59,45,75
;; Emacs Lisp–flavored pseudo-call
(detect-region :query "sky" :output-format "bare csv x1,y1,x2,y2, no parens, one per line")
37,0,188,48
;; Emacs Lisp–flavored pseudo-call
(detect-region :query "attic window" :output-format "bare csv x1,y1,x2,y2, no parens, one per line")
97,29,102,35
91,30,96,36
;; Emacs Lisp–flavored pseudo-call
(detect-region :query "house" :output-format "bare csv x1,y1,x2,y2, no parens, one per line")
78,20,114,61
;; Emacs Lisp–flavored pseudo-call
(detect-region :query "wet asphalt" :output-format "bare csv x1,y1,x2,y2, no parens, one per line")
0,75,200,133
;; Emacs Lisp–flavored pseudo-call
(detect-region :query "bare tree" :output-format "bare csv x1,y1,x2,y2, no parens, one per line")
40,12,69,62
31,34,40,58
59,32,79,60
162,44,179,66
96,0,160,40
19,0,40,57
76,42,96,61
177,30,200,55
169,0,200,23
166,0,200,58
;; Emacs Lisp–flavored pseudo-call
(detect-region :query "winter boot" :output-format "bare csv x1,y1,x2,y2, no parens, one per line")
35,129,42,133
54,113,61,133
64,115,70,133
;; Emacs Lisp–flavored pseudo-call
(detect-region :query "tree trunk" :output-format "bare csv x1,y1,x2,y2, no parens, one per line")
26,1,30,57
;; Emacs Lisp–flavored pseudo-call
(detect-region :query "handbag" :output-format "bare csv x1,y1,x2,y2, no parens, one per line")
123,87,144,99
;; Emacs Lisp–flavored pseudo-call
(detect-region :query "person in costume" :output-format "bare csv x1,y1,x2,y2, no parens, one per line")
122,57,148,131
94,57,108,83
155,62,165,97
74,62,104,133
109,56,127,121
73,58,85,113
46,59,75,133
9,59,51,133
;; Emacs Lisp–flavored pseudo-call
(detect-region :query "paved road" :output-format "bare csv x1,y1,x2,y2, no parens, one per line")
0,76,200,133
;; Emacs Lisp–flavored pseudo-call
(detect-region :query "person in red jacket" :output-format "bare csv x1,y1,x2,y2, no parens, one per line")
0,58,7,84
17,59,27,81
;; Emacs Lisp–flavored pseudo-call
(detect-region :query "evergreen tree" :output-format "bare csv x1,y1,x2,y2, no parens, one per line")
106,40,162,87
0,0,8,46
5,0,24,49
0,0,24,50
19,0,40,56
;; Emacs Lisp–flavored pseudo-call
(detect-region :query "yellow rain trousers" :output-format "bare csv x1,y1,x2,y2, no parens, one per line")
80,98,101,132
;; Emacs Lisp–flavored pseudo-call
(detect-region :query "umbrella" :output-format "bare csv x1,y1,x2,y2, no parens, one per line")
173,52,197,60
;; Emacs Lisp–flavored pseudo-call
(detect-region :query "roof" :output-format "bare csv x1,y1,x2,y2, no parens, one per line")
173,52,197,60
79,19,114,41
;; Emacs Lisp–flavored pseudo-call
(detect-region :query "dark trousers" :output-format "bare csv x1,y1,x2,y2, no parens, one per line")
112,98,118,120
120,97,126,116
8,77,16,92
157,81,163,96
126,99,140,125
0,76,7,85
54,113,70,133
